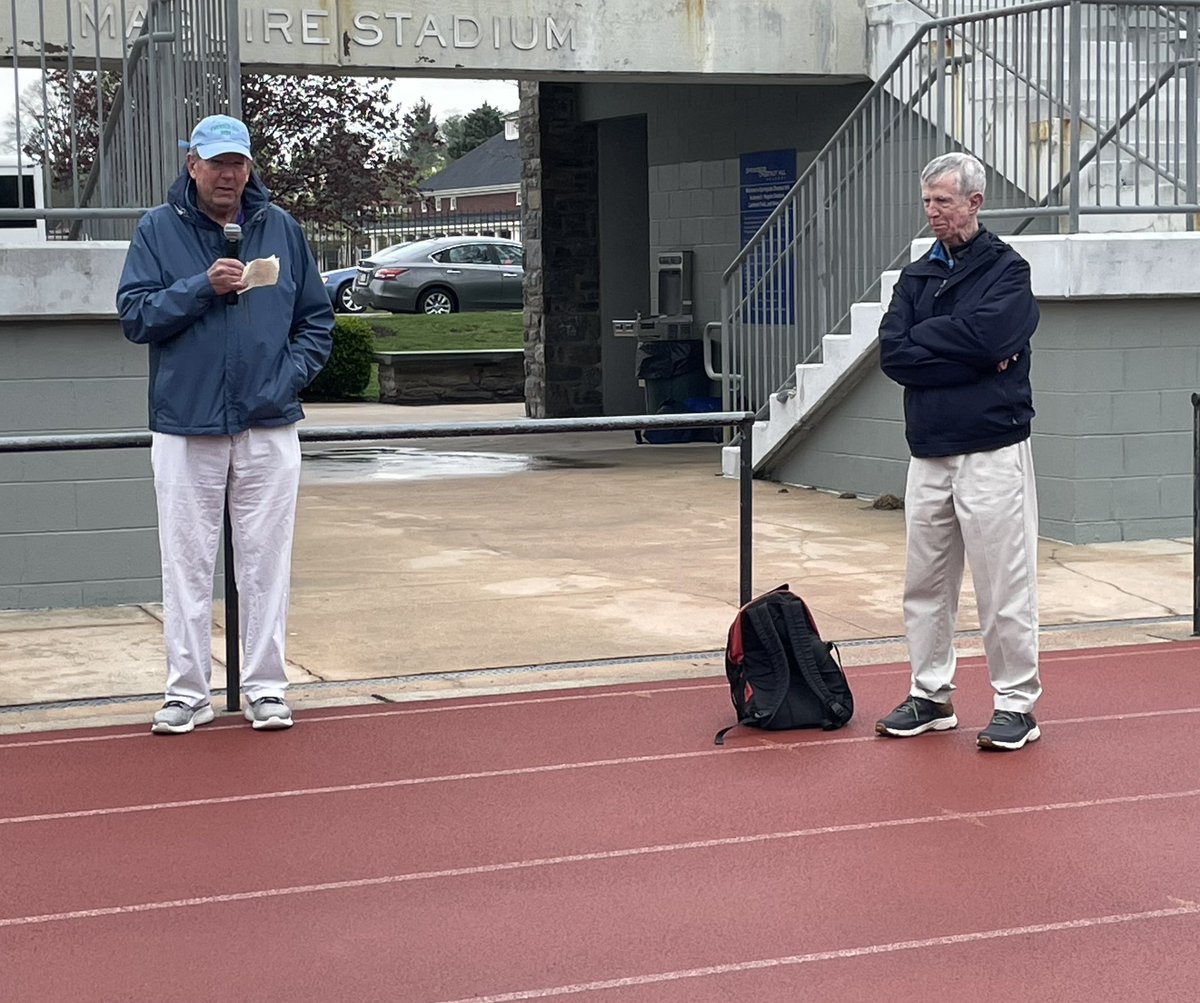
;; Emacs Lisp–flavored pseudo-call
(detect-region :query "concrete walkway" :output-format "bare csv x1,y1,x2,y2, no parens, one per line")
0,401,1193,733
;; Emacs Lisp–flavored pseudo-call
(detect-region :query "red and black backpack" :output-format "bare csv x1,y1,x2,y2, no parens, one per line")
715,585,854,746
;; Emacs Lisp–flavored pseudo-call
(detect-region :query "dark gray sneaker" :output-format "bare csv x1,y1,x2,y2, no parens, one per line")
244,696,294,731
977,710,1040,750
151,700,215,735
875,696,958,737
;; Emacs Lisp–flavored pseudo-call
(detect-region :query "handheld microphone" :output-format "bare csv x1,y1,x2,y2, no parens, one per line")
223,222,242,305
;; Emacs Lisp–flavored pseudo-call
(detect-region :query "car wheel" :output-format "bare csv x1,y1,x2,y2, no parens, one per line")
336,281,364,314
418,288,455,315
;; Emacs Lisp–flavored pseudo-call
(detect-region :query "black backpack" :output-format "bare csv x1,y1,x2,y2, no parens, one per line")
714,585,854,746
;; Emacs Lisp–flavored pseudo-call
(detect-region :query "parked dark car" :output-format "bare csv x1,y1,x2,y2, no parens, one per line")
321,241,412,313
351,236,524,314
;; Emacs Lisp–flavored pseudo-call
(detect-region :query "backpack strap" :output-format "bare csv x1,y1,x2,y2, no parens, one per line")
776,600,852,729
714,719,753,746
713,602,792,746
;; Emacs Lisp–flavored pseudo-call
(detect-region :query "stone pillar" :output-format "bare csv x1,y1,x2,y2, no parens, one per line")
519,81,602,418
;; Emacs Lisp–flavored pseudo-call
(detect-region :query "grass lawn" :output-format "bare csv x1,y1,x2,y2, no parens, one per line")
351,311,524,402
366,311,524,351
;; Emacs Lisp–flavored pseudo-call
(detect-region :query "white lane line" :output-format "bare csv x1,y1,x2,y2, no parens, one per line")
0,743,783,825
431,905,1200,1002
1,787,1197,931
0,683,733,749
5,705,1200,827
5,639,1193,750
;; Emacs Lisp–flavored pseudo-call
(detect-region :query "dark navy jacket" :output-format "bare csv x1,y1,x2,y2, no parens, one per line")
117,169,334,435
879,227,1038,458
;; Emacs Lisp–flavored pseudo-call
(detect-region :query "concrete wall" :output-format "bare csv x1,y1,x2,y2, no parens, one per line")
0,244,161,608
768,233,1200,544
580,81,871,332
8,0,870,79
575,80,872,414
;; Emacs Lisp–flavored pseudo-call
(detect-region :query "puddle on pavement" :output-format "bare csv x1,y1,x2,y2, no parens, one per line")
301,446,614,483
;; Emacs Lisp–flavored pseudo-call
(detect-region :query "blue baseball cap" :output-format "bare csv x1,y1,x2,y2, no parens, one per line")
182,114,252,160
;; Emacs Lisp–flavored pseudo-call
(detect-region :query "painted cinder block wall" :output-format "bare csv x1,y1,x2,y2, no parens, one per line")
766,235,1200,545
1,246,173,609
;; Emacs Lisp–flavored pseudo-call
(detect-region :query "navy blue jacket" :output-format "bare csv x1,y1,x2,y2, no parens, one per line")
879,227,1038,458
117,169,334,435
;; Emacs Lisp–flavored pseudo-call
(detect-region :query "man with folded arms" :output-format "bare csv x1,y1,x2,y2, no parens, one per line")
875,151,1043,752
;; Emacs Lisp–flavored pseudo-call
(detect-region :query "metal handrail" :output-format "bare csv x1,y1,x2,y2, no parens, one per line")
721,0,1200,420
0,413,758,709
905,0,1193,189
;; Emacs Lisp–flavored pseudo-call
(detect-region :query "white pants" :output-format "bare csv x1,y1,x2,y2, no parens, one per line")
151,425,301,706
903,439,1041,714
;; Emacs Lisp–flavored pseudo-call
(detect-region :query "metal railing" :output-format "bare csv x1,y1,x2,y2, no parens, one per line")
720,0,1200,416
1194,393,1200,635
304,208,523,272
1,0,239,240
0,413,757,710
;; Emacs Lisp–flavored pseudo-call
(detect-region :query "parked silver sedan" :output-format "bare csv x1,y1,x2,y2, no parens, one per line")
351,236,524,314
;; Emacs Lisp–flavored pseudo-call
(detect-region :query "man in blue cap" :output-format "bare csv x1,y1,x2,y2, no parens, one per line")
117,114,334,734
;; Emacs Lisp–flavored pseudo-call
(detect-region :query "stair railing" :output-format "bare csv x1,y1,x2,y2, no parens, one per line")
719,0,1200,419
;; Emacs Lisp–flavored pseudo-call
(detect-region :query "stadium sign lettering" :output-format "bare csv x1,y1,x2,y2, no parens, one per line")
77,4,577,53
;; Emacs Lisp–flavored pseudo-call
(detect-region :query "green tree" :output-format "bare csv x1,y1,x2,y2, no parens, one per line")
241,74,418,227
399,98,445,180
444,102,504,160
8,72,419,228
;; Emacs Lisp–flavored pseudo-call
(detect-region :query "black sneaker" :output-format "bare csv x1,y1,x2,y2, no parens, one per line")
977,710,1040,750
875,696,958,737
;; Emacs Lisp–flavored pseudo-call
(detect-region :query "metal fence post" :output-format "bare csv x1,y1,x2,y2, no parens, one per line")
739,418,754,606
226,0,242,119
223,496,241,710
1193,393,1200,636
1066,0,1083,233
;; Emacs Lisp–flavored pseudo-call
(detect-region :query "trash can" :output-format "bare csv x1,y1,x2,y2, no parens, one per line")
635,340,714,413
635,340,720,443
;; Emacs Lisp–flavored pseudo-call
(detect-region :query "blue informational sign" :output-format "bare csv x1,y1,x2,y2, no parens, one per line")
740,149,797,246
739,149,797,322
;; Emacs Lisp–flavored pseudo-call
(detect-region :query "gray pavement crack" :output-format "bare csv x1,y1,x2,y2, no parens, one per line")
1047,550,1179,616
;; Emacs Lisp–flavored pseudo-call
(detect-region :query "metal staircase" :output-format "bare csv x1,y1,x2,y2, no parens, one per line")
718,0,1200,477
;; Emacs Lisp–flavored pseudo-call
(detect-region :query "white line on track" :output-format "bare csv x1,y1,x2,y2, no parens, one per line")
430,904,1200,1002
1,787,1197,931
0,683,734,749
4,705,1200,827
4,640,1192,750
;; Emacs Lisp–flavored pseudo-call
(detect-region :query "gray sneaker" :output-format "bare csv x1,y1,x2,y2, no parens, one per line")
875,695,958,737
151,700,215,735
244,696,294,731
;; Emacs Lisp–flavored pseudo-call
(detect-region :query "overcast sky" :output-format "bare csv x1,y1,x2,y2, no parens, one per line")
388,78,518,121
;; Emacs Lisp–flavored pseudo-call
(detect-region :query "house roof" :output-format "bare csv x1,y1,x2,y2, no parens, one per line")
418,131,520,194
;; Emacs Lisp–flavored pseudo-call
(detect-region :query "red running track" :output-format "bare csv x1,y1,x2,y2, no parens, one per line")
2,641,1200,1001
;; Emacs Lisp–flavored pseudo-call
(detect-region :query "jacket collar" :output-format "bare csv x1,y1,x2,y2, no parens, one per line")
928,225,988,269
909,225,1002,279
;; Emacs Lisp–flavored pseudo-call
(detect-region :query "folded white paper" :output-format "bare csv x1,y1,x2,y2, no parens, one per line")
238,255,280,293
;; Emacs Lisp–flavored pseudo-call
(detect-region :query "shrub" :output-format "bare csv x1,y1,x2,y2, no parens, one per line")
304,316,375,400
